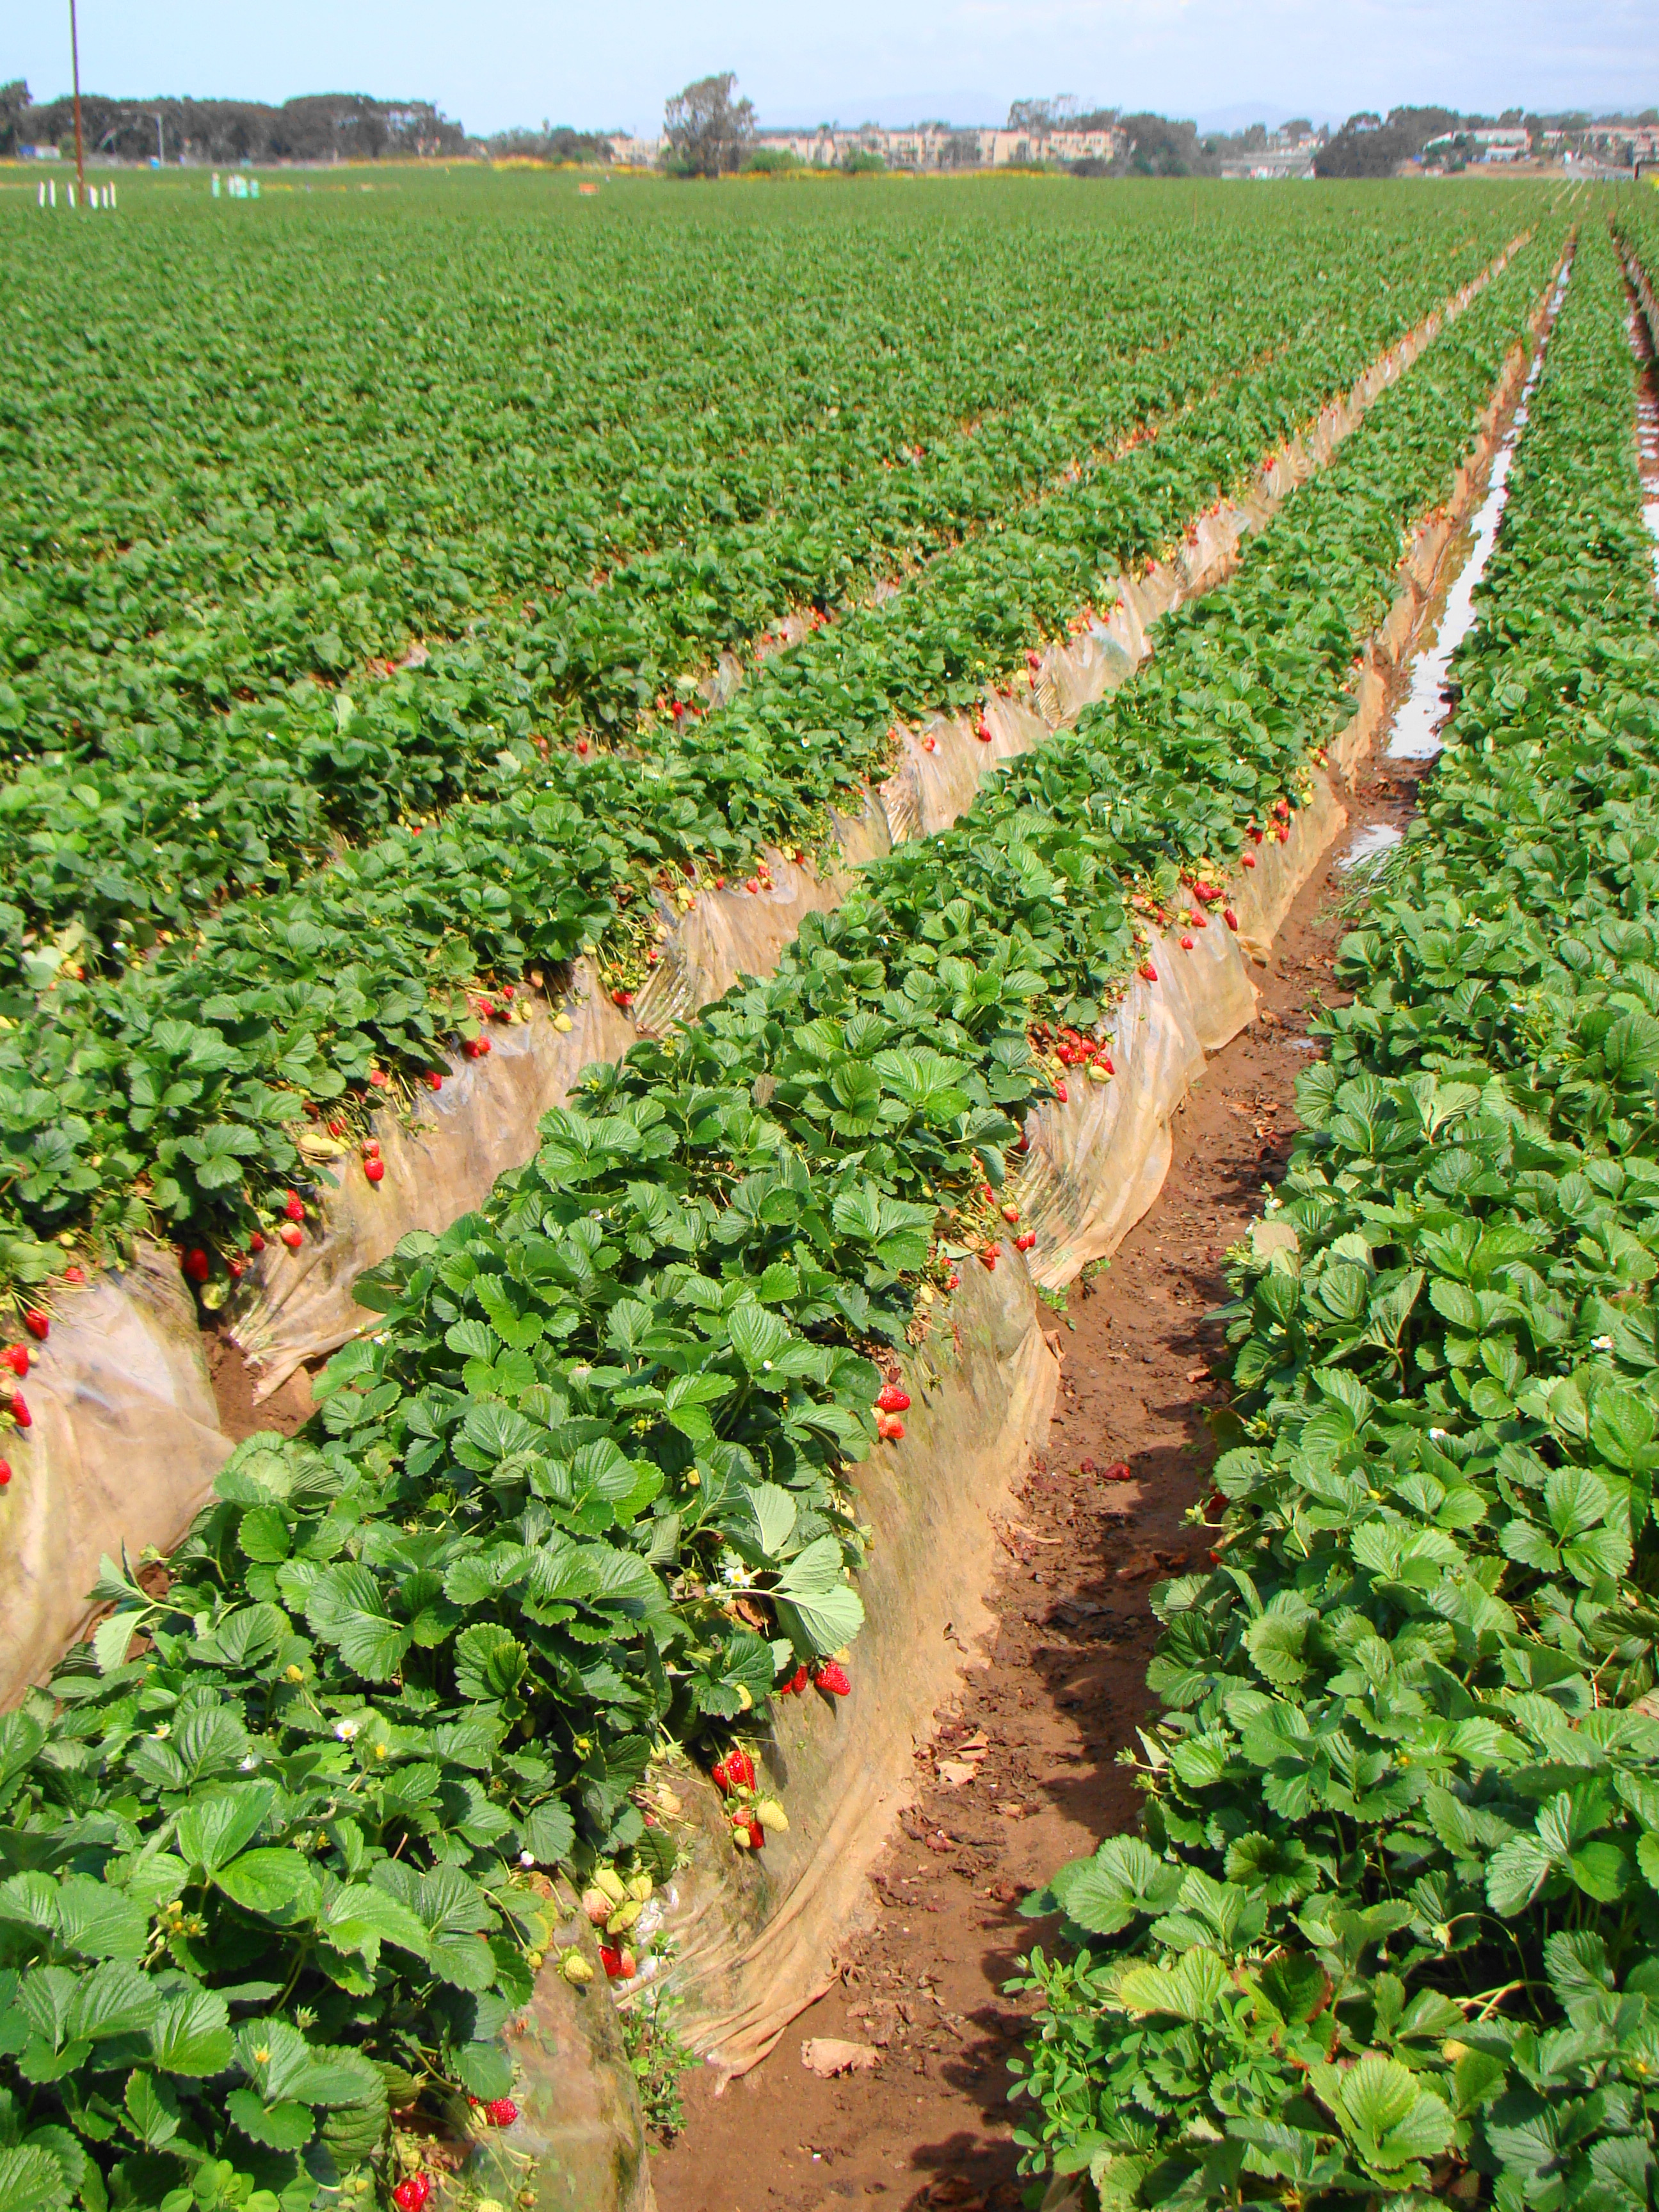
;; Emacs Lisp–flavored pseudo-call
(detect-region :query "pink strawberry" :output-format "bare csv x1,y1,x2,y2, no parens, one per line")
22,1312,47,1342
368,1069,390,1089
279,1224,303,1251
876,1412,905,1441
1274,799,1289,819
814,1661,851,1697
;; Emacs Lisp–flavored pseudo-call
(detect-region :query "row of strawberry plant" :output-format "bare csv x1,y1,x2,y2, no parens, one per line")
1009,217,1659,2212
0,224,1562,1307
0,199,1555,2212
0,201,1533,997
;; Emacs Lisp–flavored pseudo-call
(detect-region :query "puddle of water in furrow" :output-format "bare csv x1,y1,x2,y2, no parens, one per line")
1388,268,1571,762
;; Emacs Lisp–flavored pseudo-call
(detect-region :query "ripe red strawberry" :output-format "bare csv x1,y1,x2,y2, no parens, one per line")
0,1461,10,1486
611,989,632,1009
2,1348,26,1377
577,738,590,757
368,1070,390,1089
814,1660,851,1696
61,1266,84,1285
945,1270,960,1290
1274,799,1290,819
22,1312,47,1342
1001,1203,1020,1224
365,1159,385,1185
600,1943,624,1978
876,1412,905,1441
923,735,938,753
1224,908,1239,931
362,1137,381,1158
744,878,760,894
392,2179,431,2212
785,1664,809,1694
1278,824,1290,843
1102,1461,1132,1482
712,1745,756,1794
1099,1055,1115,1075
645,949,659,965
714,875,726,889
327,1119,344,1138
427,1071,443,1090
6,1393,29,1431
1180,935,1194,950
1015,1131,1029,1152
484,2099,518,2128
975,721,991,743
227,1254,245,1281
284,1192,305,1222
183,1249,209,1284
501,983,515,999
745,1816,765,1850
1242,853,1256,869
1249,825,1264,843
875,1384,910,1413
1015,1232,1036,1251
1140,963,1158,983
1055,1082,1068,1103
279,1224,303,1251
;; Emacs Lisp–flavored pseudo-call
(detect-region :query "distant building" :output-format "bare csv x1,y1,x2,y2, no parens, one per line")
605,133,659,166
17,143,61,160
746,119,1125,170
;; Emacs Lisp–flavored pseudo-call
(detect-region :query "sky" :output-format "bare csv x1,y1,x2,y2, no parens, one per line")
8,0,1656,140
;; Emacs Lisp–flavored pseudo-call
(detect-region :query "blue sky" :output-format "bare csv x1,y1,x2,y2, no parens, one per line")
8,0,1656,139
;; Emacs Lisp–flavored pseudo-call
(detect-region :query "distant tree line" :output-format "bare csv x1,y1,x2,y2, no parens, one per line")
0,81,468,162
484,124,613,163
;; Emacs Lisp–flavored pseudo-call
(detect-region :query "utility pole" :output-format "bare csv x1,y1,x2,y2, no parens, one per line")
150,109,163,165
68,0,86,198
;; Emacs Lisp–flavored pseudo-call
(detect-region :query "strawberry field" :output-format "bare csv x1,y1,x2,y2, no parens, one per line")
4,168,1642,2212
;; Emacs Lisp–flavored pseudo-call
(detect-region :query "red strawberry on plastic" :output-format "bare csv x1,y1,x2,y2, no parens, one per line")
61,1266,84,1285
611,988,633,1009
279,1224,303,1251
0,1461,10,1486
427,1071,443,1090
1140,963,1158,983
7,1393,29,1431
365,1159,385,1184
484,2098,518,2128
814,1660,851,1697
1055,1082,1068,1103
183,1249,209,1284
1180,934,1194,950
1015,1232,1036,1251
284,1192,305,1222
981,1249,998,1271
2,1349,26,1377
23,1312,47,1342
1224,908,1239,931
1242,853,1256,869
876,1412,905,1441
1100,1055,1114,1075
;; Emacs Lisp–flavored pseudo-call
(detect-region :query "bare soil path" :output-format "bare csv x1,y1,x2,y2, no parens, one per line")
650,753,1425,2212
